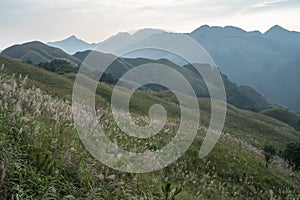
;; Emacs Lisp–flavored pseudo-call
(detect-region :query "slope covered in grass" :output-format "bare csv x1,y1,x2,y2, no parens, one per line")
0,56,300,199
0,54,299,151
262,108,300,131
1,41,81,65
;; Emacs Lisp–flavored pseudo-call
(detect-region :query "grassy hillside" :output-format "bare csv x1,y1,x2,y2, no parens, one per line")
75,50,276,111
0,55,298,150
0,55,300,199
262,108,300,131
1,41,81,65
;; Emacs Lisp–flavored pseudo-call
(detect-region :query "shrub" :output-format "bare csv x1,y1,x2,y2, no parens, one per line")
263,145,276,169
283,142,300,171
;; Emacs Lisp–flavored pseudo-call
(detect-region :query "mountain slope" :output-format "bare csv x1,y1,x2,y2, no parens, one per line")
188,25,300,112
0,55,299,199
263,57,300,112
75,50,275,111
1,41,82,65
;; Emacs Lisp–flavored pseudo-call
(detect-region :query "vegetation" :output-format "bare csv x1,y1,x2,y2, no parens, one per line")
0,56,300,199
161,182,182,200
38,59,78,74
263,145,276,169
283,142,300,171
262,108,300,131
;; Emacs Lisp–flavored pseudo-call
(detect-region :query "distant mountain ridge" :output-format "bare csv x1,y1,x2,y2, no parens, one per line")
47,29,165,55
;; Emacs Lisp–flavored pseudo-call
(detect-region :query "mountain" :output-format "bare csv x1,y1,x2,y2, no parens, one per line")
48,35,97,55
187,25,300,112
1,41,81,65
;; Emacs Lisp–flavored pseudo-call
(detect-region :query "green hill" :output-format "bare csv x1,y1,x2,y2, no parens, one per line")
0,54,299,199
75,50,276,112
1,41,81,65
262,108,300,131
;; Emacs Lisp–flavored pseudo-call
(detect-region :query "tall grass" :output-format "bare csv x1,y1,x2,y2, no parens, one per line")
0,66,299,199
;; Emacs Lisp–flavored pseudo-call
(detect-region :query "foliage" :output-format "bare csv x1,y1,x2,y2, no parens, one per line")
283,142,300,171
99,72,118,85
263,145,276,169
38,59,78,74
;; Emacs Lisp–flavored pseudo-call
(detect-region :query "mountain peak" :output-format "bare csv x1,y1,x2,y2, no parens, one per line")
264,25,288,35
66,35,78,40
223,26,246,33
47,35,96,54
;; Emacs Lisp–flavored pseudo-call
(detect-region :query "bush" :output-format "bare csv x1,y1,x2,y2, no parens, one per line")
263,145,276,169
38,59,78,74
283,142,300,171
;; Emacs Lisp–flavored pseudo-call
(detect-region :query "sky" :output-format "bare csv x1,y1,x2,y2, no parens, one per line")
1,0,300,49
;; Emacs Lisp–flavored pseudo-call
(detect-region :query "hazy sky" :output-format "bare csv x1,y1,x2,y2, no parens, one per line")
1,0,300,49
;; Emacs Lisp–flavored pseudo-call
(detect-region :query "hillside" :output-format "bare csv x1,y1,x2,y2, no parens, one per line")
262,108,300,131
0,55,298,148
0,55,300,199
1,41,81,65
74,50,276,111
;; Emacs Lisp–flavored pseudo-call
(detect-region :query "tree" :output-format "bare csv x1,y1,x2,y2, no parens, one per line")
263,145,276,169
283,142,300,171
